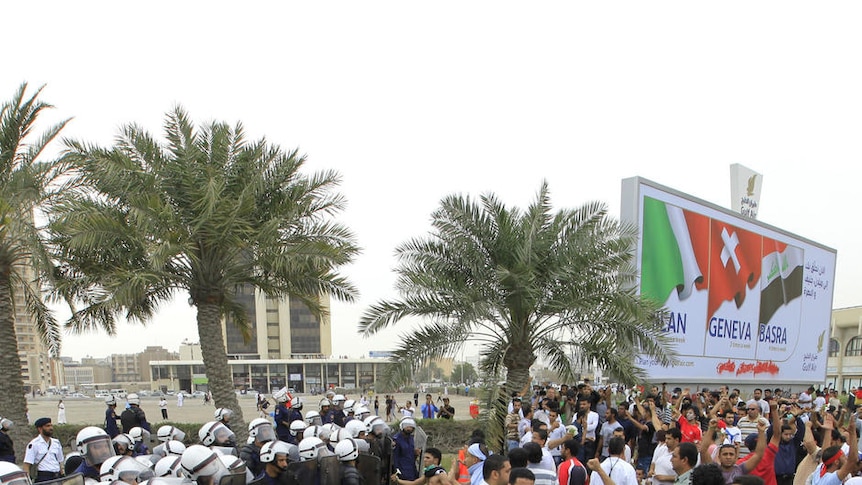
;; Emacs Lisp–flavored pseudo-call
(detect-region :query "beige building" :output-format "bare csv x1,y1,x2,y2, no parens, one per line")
111,353,141,382
222,286,332,360
14,265,58,393
827,305,862,390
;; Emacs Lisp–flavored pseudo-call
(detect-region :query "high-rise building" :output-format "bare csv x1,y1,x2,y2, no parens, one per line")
110,353,141,382
14,265,57,393
222,286,332,360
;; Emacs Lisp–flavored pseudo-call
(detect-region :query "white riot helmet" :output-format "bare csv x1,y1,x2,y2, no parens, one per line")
289,396,302,410
289,420,307,437
334,438,359,462
354,406,370,419
154,456,184,478
332,394,346,406
0,418,11,431
364,416,387,436
163,440,186,457
180,445,228,484
248,418,276,444
272,388,289,404
318,423,338,442
157,426,185,443
342,399,356,414
400,417,416,431
297,437,325,462
318,398,331,409
199,421,235,447
104,396,117,407
213,408,232,422
77,426,116,466
218,455,252,484
331,428,353,443
112,434,134,455
0,462,30,485
126,393,141,406
259,441,291,464
100,455,151,483
344,420,366,439
128,427,150,444
302,426,321,440
304,411,322,426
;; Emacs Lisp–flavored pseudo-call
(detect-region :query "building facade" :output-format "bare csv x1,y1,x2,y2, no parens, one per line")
149,357,389,394
14,265,58,393
826,306,862,390
223,287,333,360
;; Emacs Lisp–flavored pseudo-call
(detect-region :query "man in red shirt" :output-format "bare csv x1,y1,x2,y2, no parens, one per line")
558,439,588,485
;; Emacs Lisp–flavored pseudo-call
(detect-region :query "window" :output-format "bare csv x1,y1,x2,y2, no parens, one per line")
830,339,840,357
846,336,862,356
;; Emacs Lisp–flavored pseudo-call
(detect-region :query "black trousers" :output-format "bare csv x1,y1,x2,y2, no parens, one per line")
776,474,795,485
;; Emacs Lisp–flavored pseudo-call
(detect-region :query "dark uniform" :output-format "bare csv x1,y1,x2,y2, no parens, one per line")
120,405,150,434
0,429,14,463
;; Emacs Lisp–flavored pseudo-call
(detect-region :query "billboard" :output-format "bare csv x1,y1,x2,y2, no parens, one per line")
621,177,836,384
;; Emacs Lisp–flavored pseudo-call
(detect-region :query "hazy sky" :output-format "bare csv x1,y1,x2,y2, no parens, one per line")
4,2,861,361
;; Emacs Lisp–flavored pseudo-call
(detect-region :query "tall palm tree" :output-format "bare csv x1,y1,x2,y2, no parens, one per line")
51,107,359,438
0,83,69,461
360,182,674,449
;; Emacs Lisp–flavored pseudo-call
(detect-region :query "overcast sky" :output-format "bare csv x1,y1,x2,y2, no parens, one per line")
4,2,861,361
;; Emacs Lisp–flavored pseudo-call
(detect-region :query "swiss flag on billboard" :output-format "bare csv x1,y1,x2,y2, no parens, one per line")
707,220,761,318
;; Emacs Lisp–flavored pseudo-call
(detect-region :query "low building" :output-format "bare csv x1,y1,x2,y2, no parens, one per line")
826,306,862,391
149,357,391,394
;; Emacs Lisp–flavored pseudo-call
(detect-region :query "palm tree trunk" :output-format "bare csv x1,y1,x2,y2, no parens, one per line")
196,301,247,442
0,273,30,463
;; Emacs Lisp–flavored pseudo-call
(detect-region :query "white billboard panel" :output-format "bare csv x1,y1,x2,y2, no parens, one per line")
621,177,836,384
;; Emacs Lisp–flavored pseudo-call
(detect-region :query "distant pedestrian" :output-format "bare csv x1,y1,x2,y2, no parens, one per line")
56,401,66,424
177,392,184,407
159,397,168,420
23,417,63,482
374,396,380,416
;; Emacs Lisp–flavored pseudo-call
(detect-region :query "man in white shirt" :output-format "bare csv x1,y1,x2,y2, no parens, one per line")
22,418,64,482
649,428,680,485
589,437,637,485
576,399,599,460
746,388,770,416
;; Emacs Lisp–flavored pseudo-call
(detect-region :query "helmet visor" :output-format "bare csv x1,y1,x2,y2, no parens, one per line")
254,424,275,443
212,426,235,446
0,470,30,485
83,436,115,466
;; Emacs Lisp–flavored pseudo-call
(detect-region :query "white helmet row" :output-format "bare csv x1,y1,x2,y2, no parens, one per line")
0,462,30,485
297,437,325,462
157,425,185,443
77,426,116,467
334,438,358,462
162,440,186,457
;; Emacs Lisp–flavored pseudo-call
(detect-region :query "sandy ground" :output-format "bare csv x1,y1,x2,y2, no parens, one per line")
24,391,480,427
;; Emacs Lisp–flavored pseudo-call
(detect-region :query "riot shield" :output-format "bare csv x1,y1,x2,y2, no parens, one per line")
413,426,428,475
213,446,239,457
218,472,248,485
285,461,317,485
36,473,84,485
318,455,342,485
356,454,381,485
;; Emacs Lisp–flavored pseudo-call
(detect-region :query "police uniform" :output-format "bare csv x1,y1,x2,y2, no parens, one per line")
24,435,64,482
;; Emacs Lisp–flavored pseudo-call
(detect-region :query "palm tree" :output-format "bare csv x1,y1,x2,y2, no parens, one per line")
0,83,69,461
51,107,359,438
359,182,674,449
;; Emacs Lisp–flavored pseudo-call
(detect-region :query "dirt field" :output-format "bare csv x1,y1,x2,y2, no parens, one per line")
24,391,480,427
